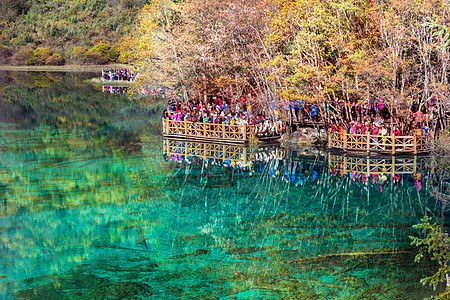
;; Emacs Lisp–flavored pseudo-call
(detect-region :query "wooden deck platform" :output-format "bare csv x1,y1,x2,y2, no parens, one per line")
162,118,281,145
328,130,432,154
162,118,252,145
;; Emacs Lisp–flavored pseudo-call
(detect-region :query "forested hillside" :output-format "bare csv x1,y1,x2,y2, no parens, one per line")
0,0,148,65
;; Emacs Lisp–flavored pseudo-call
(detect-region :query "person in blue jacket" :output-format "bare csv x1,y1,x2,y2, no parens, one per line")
311,105,318,122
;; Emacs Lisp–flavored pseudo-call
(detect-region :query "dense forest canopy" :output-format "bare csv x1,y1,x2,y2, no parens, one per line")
2,0,450,129
121,0,450,129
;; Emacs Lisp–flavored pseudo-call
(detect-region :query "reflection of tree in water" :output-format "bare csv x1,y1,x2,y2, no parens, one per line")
158,144,442,298
163,143,437,217
162,143,441,251
0,122,156,217
0,101,35,125
0,124,171,298
0,79,183,298
0,72,132,127
2,141,444,299
10,71,66,88
429,156,450,213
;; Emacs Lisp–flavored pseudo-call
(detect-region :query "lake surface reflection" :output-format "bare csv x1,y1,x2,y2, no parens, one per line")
0,72,448,299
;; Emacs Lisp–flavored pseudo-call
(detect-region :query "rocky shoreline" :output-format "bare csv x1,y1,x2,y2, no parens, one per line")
279,127,328,150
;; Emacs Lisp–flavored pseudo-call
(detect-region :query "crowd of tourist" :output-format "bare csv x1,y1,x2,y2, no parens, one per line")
156,86,441,141
325,96,439,137
101,69,137,82
285,101,320,123
161,94,439,138
162,97,285,136
330,121,407,137
280,95,440,138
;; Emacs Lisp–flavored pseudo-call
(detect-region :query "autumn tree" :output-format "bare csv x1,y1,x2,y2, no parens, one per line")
266,0,450,129
124,0,450,128
121,0,282,116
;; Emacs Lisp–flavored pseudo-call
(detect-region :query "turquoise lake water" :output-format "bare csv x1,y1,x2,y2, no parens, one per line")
0,72,448,299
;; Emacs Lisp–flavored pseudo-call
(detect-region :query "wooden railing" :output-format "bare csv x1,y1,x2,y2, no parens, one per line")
328,153,432,176
163,139,250,164
162,118,252,144
328,130,432,154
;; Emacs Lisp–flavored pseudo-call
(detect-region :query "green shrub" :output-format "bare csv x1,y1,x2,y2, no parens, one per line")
3,0,31,17
72,46,87,63
106,44,120,62
27,47,52,65
10,47,35,65
120,0,146,9
45,53,65,65
0,45,13,64
83,49,108,64
22,32,34,43
91,42,110,56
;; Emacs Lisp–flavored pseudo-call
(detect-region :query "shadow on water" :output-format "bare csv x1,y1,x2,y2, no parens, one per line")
0,72,449,299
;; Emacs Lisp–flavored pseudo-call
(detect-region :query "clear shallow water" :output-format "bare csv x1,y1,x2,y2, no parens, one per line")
0,73,447,299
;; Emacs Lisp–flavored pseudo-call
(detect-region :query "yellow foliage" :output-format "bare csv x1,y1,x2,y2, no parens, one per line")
119,3,159,67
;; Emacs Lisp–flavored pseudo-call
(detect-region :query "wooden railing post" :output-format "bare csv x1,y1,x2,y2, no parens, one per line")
328,129,331,148
413,133,417,154
366,131,370,152
203,120,206,137
391,135,395,155
222,123,225,139
343,131,348,150
243,123,247,140
428,134,432,151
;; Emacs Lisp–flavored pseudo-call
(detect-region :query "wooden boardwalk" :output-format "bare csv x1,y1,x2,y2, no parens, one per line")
328,130,432,154
162,118,253,145
162,118,432,154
